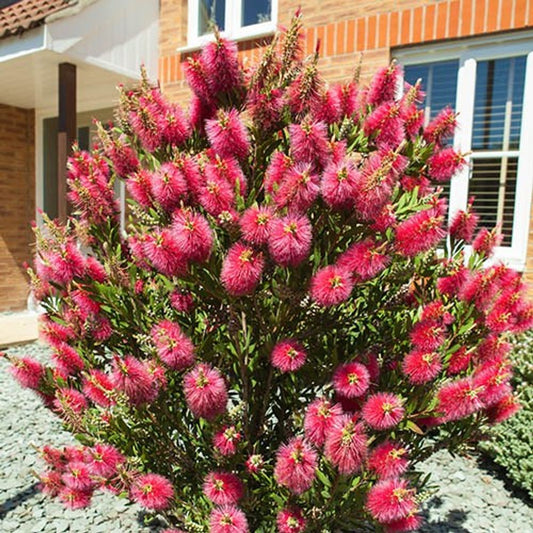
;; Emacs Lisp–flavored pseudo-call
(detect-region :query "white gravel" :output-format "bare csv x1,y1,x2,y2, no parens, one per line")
2,342,532,532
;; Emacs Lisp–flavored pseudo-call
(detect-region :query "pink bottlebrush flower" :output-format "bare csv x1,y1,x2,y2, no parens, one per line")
38,470,63,497
184,57,212,102
52,343,84,375
324,416,367,475
40,445,65,468
384,513,423,532
268,214,312,267
131,473,174,510
337,239,391,281
332,362,371,398
206,109,250,160
289,119,330,166
82,369,115,407
203,471,243,505
201,37,242,94
310,265,354,307
286,67,323,116
304,398,343,448
162,102,190,146
64,446,88,463
420,300,453,324
367,63,401,107
53,388,88,415
437,264,468,297
221,242,265,296
485,394,521,424
364,102,405,149
395,205,446,256
245,454,264,474
213,426,242,456
209,505,249,533
87,444,124,478
62,462,94,491
403,106,425,139
436,378,484,421
277,506,307,533
39,242,86,286
264,151,293,194
472,227,503,257
423,107,457,145
312,88,342,124
400,175,433,196
207,155,247,197
367,441,409,479
127,169,154,208
198,167,236,217
58,487,93,509
149,163,188,211
170,290,195,313
362,393,405,430
335,81,359,118
402,349,442,385
409,319,446,351
271,339,307,373
111,356,158,406
477,335,511,363
239,206,273,245
9,356,44,390
321,159,360,210
427,148,465,181
85,256,107,282
171,209,213,263
40,315,76,347
371,203,397,232
366,478,417,524
274,437,317,495
70,289,101,320
473,364,512,407
248,88,284,130
103,136,139,178
183,363,228,419
143,228,187,277
128,107,161,153
151,320,195,370
273,162,320,213
447,346,472,376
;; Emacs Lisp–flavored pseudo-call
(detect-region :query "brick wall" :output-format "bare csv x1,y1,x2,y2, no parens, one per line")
0,104,35,311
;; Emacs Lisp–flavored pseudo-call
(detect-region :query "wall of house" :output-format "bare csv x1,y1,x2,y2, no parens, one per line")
0,104,35,311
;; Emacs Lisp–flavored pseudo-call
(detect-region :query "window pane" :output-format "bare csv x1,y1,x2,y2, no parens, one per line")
472,56,526,151
469,157,518,246
199,0,225,35
242,0,272,26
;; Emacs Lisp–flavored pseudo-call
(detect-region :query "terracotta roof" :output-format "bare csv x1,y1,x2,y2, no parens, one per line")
0,0,76,39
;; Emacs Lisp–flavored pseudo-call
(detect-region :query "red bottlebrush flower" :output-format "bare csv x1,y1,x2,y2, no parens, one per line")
400,174,433,196
111,356,158,406
127,169,154,208
248,88,284,130
427,148,465,181
58,487,93,509
403,106,425,139
402,349,442,385
151,320,195,370
245,454,264,473
209,505,249,533
332,362,371,398
395,205,446,256
271,339,307,373
170,290,195,313
9,356,44,389
367,63,400,107
143,228,187,277
485,394,521,424
366,478,417,524
436,378,483,421
423,107,457,146
85,256,107,282
384,513,423,532
437,264,468,297
87,444,124,478
447,346,472,376
82,369,115,407
371,203,397,232
201,37,242,94
472,227,503,257
268,214,312,267
335,81,359,118
337,239,391,281
273,162,320,213
310,265,354,307
264,151,293,194
203,471,243,505
131,473,174,510
53,388,88,415
277,506,307,533
474,364,512,407
221,242,265,296
289,119,330,166
420,300,453,324
38,470,63,497
362,393,405,430
52,343,84,375
367,441,409,479
150,164,188,213
477,334,511,363
161,102,190,147
184,57,212,102
239,206,273,245
409,319,446,351
198,167,236,217
62,462,94,491
364,102,405,150
324,416,367,475
213,426,242,456
206,109,250,160
311,88,342,124
183,363,228,419
321,159,360,210
274,437,318,495
304,398,343,447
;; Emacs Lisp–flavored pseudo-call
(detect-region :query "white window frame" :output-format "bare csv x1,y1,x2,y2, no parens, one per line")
395,31,533,271
186,0,278,49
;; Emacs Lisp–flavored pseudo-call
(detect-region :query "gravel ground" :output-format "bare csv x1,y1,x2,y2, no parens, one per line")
1,343,532,533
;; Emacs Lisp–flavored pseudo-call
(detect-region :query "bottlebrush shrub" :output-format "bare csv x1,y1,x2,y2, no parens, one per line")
6,14,533,532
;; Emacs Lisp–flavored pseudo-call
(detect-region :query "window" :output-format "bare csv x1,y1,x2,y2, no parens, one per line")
396,34,533,271
187,0,277,47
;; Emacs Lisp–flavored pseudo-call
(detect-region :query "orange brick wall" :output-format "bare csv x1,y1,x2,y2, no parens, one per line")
0,104,35,311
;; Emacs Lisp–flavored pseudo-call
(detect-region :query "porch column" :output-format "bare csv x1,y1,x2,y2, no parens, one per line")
57,62,76,221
